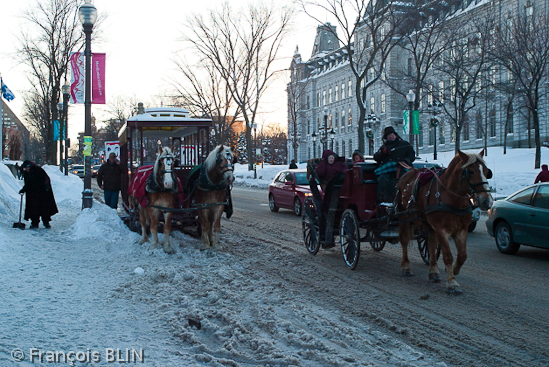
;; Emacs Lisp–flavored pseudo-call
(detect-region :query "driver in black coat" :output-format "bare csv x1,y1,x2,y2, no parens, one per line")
373,126,415,204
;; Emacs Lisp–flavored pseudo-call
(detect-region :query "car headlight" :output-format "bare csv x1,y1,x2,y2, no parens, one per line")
305,192,312,197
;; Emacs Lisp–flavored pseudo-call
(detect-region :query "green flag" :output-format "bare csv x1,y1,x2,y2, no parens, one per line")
403,110,409,135
413,110,420,135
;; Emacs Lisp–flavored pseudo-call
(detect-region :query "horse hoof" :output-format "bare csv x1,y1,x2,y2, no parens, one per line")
402,269,413,277
447,286,463,296
429,273,441,283
163,247,174,254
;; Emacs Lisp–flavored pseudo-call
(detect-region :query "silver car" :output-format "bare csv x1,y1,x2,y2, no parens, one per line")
71,164,85,178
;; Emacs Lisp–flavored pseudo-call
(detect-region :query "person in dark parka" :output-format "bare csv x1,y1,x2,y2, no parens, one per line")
289,159,298,169
373,126,415,203
535,164,549,183
19,160,58,229
97,153,123,209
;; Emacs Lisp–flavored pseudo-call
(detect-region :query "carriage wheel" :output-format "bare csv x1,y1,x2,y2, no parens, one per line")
339,209,361,270
369,240,386,252
417,232,441,265
302,197,320,255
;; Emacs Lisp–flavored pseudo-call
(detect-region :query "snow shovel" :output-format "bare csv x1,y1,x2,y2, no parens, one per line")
13,194,25,230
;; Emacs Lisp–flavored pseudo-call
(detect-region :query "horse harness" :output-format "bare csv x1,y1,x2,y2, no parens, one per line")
146,153,178,194
196,150,234,192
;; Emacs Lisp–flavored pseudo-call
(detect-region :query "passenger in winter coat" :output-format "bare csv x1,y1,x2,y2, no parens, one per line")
535,164,549,183
374,126,416,204
316,149,348,187
97,153,123,209
19,160,58,229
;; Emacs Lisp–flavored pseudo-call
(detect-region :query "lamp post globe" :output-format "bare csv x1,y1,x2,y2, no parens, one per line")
79,0,97,209
312,132,317,158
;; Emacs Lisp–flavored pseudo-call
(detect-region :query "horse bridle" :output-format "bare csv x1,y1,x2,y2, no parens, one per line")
216,150,234,174
463,163,492,194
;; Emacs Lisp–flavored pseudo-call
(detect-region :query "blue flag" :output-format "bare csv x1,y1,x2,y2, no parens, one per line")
1,78,15,101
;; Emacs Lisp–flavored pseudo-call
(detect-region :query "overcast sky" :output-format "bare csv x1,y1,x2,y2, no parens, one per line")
1,0,325,141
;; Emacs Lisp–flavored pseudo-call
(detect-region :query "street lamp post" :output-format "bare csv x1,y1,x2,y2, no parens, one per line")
79,0,97,209
312,132,317,158
62,84,70,176
329,128,335,151
253,123,257,179
406,90,415,146
57,102,64,172
428,102,443,161
366,113,378,155
323,107,328,151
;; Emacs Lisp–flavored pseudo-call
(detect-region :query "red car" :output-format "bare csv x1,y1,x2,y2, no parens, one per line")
268,169,321,216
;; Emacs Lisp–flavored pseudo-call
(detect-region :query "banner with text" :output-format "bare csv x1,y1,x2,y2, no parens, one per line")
92,53,106,104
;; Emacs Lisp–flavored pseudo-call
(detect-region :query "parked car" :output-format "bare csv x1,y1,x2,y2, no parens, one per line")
91,165,101,178
486,183,549,254
268,169,321,216
71,164,85,178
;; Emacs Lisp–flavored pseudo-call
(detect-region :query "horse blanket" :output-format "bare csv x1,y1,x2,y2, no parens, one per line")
128,165,185,208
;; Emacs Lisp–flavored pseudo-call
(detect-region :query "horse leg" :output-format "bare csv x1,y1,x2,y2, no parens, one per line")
399,223,413,277
162,212,174,254
437,230,461,295
452,229,468,276
149,208,160,248
138,205,149,245
212,205,223,250
199,211,211,250
428,229,441,283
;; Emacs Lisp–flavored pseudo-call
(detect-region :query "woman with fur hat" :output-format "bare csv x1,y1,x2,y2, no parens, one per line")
19,160,58,229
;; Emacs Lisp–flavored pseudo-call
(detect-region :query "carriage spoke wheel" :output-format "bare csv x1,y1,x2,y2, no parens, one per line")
339,209,361,270
302,198,320,255
417,232,441,265
369,240,386,252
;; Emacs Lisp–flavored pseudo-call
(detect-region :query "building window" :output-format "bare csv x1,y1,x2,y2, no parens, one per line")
439,81,444,101
476,113,483,139
463,120,470,141
348,81,352,97
329,88,333,103
489,108,496,137
307,96,310,110
451,79,456,101
451,127,456,143
335,112,339,129
342,141,345,157
329,114,333,129
348,108,352,126
335,85,339,102
341,110,345,129
323,90,326,106
381,94,386,113
370,97,375,114
341,83,345,99
317,92,320,107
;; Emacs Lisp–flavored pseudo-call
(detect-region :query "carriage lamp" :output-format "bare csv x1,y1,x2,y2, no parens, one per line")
79,0,97,209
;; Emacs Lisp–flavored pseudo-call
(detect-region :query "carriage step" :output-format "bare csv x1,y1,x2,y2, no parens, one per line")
379,230,399,239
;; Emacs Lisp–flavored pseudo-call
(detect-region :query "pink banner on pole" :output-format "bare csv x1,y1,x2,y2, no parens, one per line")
70,52,85,104
92,53,106,104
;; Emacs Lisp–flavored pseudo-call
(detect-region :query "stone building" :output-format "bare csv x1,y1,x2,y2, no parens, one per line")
1,100,29,160
288,0,549,162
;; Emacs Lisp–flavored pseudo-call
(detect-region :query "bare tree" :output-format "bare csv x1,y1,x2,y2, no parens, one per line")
286,72,309,161
185,2,293,170
300,0,408,153
169,58,241,146
432,13,493,154
492,11,549,169
22,89,50,152
17,0,84,164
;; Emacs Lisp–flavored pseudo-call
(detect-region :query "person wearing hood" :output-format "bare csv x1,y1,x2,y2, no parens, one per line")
535,164,549,183
373,126,415,204
316,149,348,248
289,159,298,169
97,152,123,209
352,150,364,164
19,160,58,229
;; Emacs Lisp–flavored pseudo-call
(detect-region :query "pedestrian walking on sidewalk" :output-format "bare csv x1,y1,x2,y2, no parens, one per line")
19,160,58,229
97,153,122,209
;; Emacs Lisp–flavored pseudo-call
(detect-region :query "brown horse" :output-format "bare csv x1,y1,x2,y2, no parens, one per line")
194,145,235,250
137,145,178,254
396,150,493,294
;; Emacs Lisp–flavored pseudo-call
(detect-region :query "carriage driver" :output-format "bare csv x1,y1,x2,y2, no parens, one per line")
373,126,416,205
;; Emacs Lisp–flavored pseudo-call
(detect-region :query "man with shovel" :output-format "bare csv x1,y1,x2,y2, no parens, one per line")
19,160,58,229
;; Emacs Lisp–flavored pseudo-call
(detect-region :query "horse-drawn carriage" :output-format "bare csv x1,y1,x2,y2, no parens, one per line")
118,107,235,253
302,150,493,295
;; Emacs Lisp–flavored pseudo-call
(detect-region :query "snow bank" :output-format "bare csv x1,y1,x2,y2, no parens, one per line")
67,204,138,242
0,162,21,224
42,165,83,204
